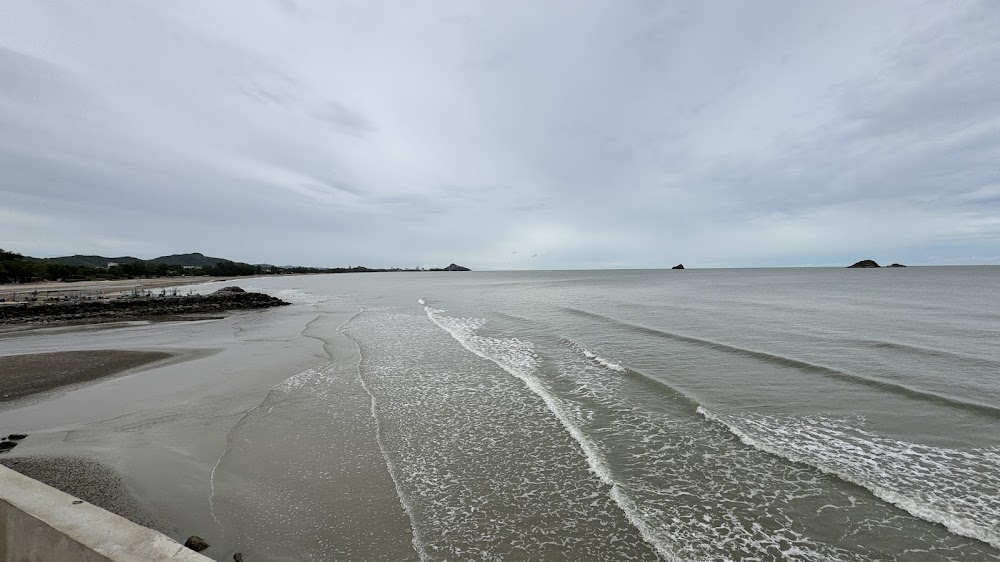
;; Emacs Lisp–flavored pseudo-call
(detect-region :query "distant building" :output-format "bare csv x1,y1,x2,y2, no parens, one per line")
106,262,119,268
182,265,202,270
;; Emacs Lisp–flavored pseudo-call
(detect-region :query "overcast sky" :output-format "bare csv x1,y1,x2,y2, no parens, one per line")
2,1,999,269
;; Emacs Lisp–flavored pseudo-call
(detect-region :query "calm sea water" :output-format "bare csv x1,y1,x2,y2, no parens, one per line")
228,267,1000,560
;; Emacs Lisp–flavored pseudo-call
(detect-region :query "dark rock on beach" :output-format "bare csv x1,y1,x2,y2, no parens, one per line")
848,260,880,268
184,535,210,552
213,286,247,294
0,288,289,325
7,434,27,440
0,441,16,452
234,554,244,562
672,264,685,269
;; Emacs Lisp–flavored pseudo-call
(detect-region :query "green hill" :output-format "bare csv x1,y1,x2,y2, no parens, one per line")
147,253,232,267
32,252,232,268
33,255,143,268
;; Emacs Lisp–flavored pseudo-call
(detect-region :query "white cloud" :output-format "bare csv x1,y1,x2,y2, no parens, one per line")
1,1,998,267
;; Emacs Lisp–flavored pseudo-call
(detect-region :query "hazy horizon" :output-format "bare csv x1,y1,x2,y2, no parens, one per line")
2,1,999,270
9,247,991,271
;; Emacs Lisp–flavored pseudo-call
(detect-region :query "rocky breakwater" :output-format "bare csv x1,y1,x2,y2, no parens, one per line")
0,286,290,325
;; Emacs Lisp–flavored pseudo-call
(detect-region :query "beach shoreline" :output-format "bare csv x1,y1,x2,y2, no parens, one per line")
0,346,226,547
0,290,416,560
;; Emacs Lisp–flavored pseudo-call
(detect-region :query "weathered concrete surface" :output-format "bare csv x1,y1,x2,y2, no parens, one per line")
0,465,211,561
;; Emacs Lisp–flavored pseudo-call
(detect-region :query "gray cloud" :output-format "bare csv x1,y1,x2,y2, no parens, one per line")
1,1,999,268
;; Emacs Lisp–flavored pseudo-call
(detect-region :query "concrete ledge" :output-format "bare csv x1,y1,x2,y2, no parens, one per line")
0,465,212,561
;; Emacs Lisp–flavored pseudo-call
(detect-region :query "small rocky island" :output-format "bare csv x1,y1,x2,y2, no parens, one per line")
672,264,685,270
0,286,289,325
430,263,471,271
847,260,907,268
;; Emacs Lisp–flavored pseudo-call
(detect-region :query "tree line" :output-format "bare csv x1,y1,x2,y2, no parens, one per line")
0,249,264,283
1,248,459,284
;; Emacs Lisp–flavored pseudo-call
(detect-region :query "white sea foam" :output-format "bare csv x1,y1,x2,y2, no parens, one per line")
424,306,680,561
424,307,896,560
346,308,663,559
348,303,997,560
270,288,325,305
346,319,431,562
567,340,627,372
552,340,880,561
698,407,1000,550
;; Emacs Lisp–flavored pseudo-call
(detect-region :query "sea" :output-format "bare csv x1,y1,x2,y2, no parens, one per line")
201,266,1000,561
6,267,996,561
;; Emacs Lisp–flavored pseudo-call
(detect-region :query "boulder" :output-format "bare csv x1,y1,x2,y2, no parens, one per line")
184,535,210,552
0,441,16,451
234,554,244,562
848,260,880,268
8,434,27,440
213,286,246,294
672,264,685,270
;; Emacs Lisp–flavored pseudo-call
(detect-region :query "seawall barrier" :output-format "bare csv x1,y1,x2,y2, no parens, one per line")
0,465,212,561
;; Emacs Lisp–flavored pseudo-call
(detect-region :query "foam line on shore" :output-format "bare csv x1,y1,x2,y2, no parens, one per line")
422,303,679,562
564,339,627,373
343,308,430,562
698,406,1000,550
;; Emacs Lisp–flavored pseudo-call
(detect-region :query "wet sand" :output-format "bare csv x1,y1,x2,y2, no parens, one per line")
0,349,174,403
0,297,417,560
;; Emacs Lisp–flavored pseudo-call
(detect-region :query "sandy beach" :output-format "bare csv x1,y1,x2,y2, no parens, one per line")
0,350,174,403
0,279,417,560
0,348,185,536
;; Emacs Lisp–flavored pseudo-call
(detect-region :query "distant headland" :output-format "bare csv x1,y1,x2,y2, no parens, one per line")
847,260,906,268
431,263,471,272
0,249,470,284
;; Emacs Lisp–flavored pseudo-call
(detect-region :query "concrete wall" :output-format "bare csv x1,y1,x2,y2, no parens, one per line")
0,465,212,562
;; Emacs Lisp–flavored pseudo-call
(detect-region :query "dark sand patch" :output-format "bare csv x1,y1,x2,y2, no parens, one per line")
0,455,170,534
0,350,173,403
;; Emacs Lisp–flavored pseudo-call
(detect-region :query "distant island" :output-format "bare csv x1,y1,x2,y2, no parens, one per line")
0,249,470,284
847,260,906,268
430,263,471,272
672,264,685,270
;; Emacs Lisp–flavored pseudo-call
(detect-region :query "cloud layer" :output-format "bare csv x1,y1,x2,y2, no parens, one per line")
2,1,998,268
